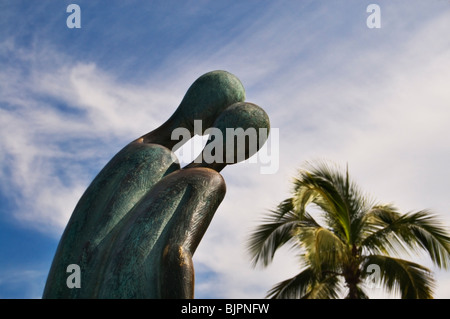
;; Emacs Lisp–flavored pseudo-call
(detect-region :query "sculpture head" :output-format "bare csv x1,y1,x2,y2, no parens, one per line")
140,70,270,168
187,101,270,172
173,70,246,133
140,70,246,147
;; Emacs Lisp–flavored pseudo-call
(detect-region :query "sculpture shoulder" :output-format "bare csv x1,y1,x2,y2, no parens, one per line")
115,140,179,166
73,140,181,222
93,140,180,179
158,167,227,198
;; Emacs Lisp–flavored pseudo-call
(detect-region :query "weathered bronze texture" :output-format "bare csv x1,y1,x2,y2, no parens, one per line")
43,70,270,298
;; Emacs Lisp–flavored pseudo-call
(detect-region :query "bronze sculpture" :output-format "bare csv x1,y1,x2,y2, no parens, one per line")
43,70,270,298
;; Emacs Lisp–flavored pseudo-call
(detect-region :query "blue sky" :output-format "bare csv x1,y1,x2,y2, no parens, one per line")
1,0,450,298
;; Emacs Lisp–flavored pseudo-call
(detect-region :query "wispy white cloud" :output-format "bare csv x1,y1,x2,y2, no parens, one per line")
1,1,450,299
0,40,182,235
190,3,450,298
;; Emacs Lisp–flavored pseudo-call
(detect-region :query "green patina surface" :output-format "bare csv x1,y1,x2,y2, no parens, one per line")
42,70,269,299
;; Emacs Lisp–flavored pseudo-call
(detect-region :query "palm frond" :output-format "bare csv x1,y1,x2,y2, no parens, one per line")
360,204,405,255
267,267,340,299
361,255,435,299
302,274,341,299
292,161,376,246
247,199,304,268
362,207,450,269
344,285,369,299
266,267,315,299
295,223,349,273
399,210,450,269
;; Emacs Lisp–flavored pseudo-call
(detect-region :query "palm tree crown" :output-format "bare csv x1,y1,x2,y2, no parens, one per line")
248,161,450,298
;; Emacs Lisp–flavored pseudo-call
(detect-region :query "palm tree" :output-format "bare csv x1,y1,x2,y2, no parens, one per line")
247,161,450,299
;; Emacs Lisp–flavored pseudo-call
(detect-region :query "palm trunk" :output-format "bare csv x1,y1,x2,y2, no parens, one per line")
346,282,359,299
345,246,362,299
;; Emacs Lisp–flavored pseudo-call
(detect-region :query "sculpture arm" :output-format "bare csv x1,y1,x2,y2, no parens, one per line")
43,142,179,298
97,167,226,298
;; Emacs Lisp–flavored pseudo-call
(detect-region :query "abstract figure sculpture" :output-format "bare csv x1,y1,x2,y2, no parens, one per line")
43,70,270,298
